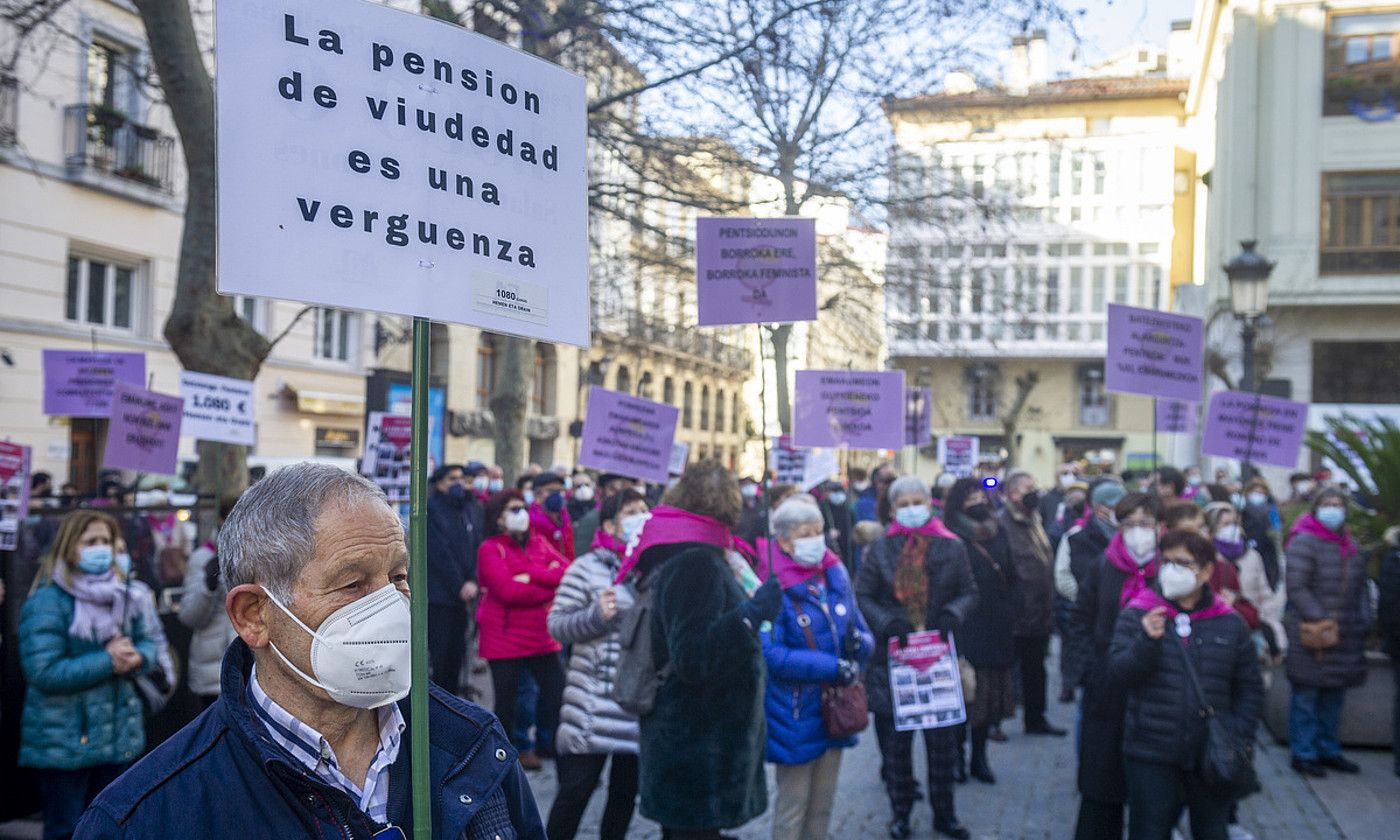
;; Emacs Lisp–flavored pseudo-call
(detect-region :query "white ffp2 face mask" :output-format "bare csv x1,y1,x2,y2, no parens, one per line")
1158,564,1199,601
263,583,412,709
1123,526,1158,564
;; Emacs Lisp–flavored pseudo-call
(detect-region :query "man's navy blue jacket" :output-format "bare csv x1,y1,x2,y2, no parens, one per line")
74,640,545,840
427,489,484,607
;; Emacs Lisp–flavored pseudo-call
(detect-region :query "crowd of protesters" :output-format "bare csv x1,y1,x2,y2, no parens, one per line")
2,453,1398,840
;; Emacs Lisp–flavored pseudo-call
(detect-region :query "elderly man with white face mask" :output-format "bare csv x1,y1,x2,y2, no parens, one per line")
75,463,545,840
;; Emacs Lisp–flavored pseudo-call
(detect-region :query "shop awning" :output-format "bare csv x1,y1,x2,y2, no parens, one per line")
285,386,366,416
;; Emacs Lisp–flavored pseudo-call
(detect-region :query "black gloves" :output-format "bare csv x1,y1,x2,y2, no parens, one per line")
842,623,863,659
884,618,915,649
741,576,784,627
834,658,860,686
932,612,956,638
204,554,222,593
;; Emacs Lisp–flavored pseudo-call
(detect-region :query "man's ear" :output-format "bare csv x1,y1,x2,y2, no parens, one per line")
227,584,273,649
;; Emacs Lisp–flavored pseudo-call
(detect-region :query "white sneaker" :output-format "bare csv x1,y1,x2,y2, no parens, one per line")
1228,825,1257,840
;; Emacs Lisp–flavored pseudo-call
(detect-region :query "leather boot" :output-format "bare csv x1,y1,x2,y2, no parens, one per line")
969,726,996,784
934,811,971,839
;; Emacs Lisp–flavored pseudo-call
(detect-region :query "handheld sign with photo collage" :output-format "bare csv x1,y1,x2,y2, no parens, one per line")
578,387,680,485
695,217,817,326
793,370,906,450
938,436,980,478
1105,304,1204,403
0,442,32,552
1202,391,1308,468
216,0,589,345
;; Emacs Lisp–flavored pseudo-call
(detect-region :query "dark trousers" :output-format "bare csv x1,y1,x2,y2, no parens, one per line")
489,654,564,755
37,764,128,840
1073,797,1124,840
1393,657,1400,772
546,752,640,840
427,604,469,695
873,714,957,819
1015,634,1051,727
1124,758,1231,840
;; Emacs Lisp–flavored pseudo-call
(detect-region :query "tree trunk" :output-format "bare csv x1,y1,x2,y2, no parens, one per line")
999,371,1040,469
769,323,794,435
490,334,534,483
134,0,271,509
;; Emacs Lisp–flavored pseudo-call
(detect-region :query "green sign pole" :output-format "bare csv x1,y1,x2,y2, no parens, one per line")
409,317,432,839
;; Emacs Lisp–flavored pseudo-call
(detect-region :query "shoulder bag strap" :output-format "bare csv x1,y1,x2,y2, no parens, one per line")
1174,633,1215,718
786,591,820,650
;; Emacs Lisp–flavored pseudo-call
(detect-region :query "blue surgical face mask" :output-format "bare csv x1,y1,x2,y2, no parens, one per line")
488,478,504,493
895,505,931,529
116,551,132,576
522,490,536,506
1315,506,1346,531
829,491,848,506
620,512,648,545
77,544,114,575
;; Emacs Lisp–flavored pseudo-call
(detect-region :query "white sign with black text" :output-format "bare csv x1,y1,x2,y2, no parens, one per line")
180,371,257,446
216,0,589,346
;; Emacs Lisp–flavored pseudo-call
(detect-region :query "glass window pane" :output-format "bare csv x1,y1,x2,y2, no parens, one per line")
1331,12,1400,38
319,309,334,358
66,257,80,321
113,267,132,328
86,261,107,324
1344,197,1364,245
337,312,350,361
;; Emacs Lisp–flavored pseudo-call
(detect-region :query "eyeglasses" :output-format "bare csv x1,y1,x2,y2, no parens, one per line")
1161,558,1203,571
504,505,527,514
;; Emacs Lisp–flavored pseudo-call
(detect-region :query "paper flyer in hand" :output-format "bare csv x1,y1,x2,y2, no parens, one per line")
889,630,967,731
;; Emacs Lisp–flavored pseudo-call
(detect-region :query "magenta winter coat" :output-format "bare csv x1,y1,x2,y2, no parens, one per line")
476,532,569,660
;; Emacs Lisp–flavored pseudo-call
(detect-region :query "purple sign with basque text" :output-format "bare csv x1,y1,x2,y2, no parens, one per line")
1156,400,1197,435
793,370,905,450
1201,390,1308,469
42,350,146,417
102,382,183,475
1105,304,1204,403
695,217,817,325
578,386,680,484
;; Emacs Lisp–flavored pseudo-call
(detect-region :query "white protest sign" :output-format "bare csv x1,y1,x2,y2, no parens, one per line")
668,441,690,476
216,0,589,346
180,371,256,446
802,448,840,491
937,436,980,478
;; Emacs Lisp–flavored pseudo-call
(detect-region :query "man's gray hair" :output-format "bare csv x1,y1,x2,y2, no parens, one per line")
219,463,390,602
771,495,823,539
1005,470,1035,492
888,475,930,505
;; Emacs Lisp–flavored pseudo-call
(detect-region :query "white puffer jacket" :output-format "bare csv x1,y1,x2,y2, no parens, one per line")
178,543,240,697
547,547,638,755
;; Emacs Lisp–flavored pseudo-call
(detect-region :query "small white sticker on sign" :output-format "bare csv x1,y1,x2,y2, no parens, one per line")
473,271,549,325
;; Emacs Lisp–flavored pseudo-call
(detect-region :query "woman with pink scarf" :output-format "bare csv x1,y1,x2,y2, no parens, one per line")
19,510,156,840
1284,486,1368,778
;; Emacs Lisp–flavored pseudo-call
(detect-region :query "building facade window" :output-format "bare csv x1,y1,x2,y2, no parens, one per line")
1312,341,1400,403
476,334,496,409
663,376,675,405
1321,171,1400,273
732,393,740,433
615,364,631,395
1079,365,1110,426
234,296,266,334
313,308,356,363
715,389,725,434
1325,11,1400,116
965,364,1001,421
700,385,711,431
532,344,555,415
682,382,694,428
66,255,137,331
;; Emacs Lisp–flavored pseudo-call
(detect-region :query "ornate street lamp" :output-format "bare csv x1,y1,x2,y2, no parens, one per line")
1223,240,1275,480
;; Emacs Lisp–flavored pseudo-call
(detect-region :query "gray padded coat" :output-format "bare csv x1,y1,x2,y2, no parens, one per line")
547,546,639,755
178,543,239,698
1284,533,1369,689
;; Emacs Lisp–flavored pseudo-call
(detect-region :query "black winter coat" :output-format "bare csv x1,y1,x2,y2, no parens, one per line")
426,490,483,607
637,542,767,831
1285,533,1369,689
1068,553,1151,803
948,523,1020,668
1108,596,1263,769
1000,507,1055,637
1380,535,1400,659
855,533,978,718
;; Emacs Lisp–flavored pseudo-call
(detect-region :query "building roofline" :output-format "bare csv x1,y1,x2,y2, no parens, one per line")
884,76,1188,116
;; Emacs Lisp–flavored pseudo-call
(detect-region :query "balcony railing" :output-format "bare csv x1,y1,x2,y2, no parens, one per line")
63,104,175,193
593,302,753,372
0,74,16,147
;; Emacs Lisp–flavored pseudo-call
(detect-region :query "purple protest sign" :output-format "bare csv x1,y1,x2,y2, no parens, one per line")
1202,390,1308,468
1156,400,1197,435
905,387,932,446
793,370,906,450
1105,304,1204,403
578,386,680,484
103,382,183,475
42,350,146,417
695,217,817,326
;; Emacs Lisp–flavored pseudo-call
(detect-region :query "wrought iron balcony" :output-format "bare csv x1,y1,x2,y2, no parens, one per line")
63,104,175,193
592,302,752,372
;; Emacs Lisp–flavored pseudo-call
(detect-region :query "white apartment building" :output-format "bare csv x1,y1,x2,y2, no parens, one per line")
1184,0,1400,481
884,32,1190,479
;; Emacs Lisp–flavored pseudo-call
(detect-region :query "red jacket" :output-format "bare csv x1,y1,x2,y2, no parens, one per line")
1211,558,1260,630
476,532,570,660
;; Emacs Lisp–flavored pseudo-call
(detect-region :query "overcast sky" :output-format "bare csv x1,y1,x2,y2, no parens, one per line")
1059,0,1195,72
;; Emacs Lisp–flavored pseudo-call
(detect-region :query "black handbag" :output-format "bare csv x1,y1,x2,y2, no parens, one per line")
1175,635,1260,799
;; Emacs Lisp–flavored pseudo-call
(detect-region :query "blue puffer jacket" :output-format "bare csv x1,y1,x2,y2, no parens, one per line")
74,639,546,839
761,559,874,766
19,583,155,771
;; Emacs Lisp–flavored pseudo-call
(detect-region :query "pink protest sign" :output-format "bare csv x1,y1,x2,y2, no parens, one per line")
1105,304,1204,403
1202,391,1308,468
0,442,32,551
889,630,967,731
102,382,183,475
42,350,147,417
1157,400,1197,435
695,217,817,325
578,387,680,484
793,370,905,450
